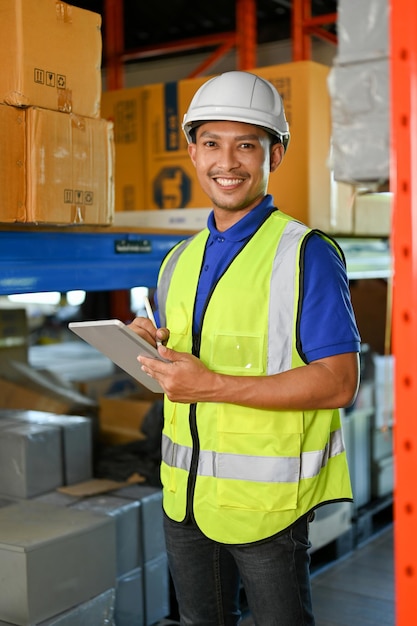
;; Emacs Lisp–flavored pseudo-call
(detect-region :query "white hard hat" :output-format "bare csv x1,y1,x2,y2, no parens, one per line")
182,70,290,151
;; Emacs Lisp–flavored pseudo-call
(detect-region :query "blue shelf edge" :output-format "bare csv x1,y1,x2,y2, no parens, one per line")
0,229,187,295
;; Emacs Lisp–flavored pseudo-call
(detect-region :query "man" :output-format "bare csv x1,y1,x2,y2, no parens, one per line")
129,71,360,625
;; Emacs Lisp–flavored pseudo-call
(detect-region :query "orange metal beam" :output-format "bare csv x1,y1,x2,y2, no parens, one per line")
121,32,237,64
391,0,417,622
122,0,257,78
236,0,257,70
306,26,337,46
187,35,237,78
104,0,124,90
292,0,337,61
105,1,257,82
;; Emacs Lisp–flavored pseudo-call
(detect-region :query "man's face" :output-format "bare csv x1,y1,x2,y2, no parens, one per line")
188,120,283,221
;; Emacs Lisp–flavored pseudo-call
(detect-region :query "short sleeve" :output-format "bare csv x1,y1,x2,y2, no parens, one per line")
299,233,361,362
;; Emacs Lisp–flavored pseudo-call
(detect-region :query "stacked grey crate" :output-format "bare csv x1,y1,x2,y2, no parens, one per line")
0,410,170,625
112,485,169,626
0,501,116,625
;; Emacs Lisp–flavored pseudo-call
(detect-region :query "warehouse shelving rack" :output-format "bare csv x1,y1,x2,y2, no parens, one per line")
0,227,390,297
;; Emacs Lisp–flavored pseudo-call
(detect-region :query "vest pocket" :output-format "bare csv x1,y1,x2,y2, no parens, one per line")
209,332,265,374
214,405,303,512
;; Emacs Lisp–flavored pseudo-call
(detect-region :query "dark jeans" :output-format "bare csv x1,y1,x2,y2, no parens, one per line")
164,513,315,626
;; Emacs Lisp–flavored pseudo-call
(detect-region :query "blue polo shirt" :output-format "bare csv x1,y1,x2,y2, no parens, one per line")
156,194,360,363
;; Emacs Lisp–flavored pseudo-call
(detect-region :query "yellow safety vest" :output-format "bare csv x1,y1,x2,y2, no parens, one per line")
157,210,353,544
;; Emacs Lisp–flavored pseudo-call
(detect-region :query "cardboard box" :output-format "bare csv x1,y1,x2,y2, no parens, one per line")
0,0,102,117
0,309,29,377
0,501,116,625
140,75,220,211
318,180,391,236
0,105,26,221
256,61,331,227
25,107,114,225
0,372,96,415
0,104,114,225
99,392,162,444
100,86,147,212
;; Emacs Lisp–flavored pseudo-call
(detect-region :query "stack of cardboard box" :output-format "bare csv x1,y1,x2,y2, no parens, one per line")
0,0,114,226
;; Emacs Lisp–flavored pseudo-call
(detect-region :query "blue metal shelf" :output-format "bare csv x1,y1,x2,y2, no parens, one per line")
0,228,390,296
0,228,187,294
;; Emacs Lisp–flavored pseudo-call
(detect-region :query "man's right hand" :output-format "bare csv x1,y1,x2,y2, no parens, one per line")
128,317,170,349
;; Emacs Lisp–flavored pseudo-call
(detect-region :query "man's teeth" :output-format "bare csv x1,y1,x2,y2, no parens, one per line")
215,178,243,187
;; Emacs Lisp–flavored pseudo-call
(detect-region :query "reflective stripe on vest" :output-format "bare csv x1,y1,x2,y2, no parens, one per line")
268,219,309,373
161,427,345,482
158,236,196,329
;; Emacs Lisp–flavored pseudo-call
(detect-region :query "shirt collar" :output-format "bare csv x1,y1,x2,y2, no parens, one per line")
206,195,277,242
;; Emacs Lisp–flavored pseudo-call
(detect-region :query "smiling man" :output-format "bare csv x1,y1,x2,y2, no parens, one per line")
129,71,361,625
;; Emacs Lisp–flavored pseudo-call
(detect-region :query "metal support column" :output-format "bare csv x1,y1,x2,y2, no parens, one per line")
104,0,124,90
236,0,257,70
391,0,417,622
292,0,311,60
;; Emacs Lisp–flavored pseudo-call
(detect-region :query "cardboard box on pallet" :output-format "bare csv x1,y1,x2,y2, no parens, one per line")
0,103,114,225
0,0,102,117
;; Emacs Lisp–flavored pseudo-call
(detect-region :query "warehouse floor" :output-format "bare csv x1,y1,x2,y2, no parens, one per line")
241,524,394,626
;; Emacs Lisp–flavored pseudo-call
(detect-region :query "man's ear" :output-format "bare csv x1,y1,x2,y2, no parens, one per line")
270,142,285,173
188,142,197,167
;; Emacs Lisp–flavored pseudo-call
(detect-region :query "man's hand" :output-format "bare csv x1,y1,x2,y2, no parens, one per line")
128,317,170,349
138,345,215,403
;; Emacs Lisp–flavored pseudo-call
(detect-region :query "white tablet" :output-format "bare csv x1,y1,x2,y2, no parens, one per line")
68,319,166,393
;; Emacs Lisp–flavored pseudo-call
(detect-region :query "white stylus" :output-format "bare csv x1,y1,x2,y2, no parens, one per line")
144,295,157,328
144,296,163,346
